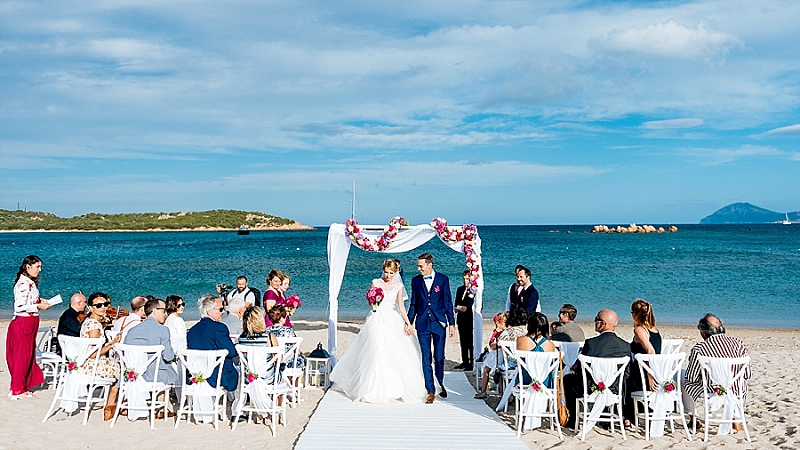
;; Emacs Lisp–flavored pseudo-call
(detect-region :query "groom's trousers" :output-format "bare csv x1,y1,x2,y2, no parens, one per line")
417,326,446,394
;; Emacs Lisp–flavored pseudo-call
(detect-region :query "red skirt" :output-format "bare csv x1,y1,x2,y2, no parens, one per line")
6,315,45,395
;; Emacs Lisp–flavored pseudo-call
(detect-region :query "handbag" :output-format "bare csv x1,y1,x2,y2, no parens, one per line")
476,347,489,363
556,351,570,427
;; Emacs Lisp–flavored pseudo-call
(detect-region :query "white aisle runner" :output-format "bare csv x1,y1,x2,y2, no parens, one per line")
295,371,529,450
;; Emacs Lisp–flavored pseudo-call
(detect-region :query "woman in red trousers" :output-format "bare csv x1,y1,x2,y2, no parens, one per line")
7,255,52,399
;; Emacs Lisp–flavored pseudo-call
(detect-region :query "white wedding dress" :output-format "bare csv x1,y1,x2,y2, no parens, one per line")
330,279,427,403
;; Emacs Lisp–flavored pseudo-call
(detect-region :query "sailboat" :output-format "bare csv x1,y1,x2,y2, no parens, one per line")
783,213,792,225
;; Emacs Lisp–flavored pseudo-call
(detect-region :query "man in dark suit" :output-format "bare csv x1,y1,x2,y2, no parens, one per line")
563,309,630,428
505,265,540,316
408,252,455,404
186,295,238,393
453,270,474,370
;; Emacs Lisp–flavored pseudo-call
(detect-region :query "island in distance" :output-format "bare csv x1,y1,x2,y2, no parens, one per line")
0,209,313,231
700,202,799,224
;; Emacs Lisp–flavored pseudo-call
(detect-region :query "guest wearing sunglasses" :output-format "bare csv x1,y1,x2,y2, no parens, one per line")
164,295,187,355
81,292,122,420
550,303,585,342
187,295,239,396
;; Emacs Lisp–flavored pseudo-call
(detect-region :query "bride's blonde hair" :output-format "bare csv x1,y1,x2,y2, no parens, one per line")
382,259,400,273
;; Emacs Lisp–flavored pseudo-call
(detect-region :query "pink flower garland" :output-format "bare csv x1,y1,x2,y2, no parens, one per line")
430,218,481,294
345,216,408,252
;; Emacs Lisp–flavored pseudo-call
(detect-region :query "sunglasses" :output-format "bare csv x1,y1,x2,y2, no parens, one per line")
177,302,185,307
217,307,225,312
92,302,111,308
594,317,604,323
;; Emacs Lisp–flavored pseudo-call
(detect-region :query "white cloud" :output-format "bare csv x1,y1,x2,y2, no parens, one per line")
677,144,787,165
642,118,704,129
594,20,742,59
762,123,800,136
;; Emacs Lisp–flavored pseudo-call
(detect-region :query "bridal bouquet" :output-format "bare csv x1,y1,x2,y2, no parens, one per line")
366,286,384,312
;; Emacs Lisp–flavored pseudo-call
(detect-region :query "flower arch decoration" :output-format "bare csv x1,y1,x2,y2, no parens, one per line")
344,215,481,295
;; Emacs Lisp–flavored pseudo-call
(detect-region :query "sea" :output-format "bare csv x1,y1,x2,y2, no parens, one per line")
1,224,798,329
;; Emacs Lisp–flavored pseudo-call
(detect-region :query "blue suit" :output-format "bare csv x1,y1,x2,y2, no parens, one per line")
408,271,455,394
186,317,238,392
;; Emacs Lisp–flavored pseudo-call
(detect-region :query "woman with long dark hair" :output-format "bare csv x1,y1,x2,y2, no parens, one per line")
7,255,52,399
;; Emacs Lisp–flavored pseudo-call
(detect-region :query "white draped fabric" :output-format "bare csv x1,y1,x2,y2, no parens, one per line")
704,357,746,436
579,356,629,434
58,336,106,414
327,223,484,366
116,344,166,421
637,354,682,437
182,350,227,424
517,351,560,430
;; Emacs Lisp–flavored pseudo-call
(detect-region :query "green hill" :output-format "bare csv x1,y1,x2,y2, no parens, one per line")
0,209,311,231
700,203,799,224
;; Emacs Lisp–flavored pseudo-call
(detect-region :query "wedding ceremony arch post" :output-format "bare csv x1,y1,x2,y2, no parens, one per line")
326,218,484,366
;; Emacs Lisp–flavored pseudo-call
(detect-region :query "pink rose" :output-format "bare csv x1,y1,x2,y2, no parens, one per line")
434,286,440,293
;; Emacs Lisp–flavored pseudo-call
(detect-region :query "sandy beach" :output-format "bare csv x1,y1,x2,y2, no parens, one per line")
1,319,797,449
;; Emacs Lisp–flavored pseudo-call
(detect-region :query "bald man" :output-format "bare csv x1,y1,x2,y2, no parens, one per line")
57,292,87,338
562,309,631,428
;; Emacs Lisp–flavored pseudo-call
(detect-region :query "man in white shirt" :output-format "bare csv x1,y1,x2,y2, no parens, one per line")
227,276,258,308
112,296,147,339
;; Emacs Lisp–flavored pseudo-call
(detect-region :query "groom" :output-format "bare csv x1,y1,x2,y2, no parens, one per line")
407,252,455,404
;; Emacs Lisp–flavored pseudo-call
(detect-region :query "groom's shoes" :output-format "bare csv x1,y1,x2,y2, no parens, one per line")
439,387,448,398
425,393,435,404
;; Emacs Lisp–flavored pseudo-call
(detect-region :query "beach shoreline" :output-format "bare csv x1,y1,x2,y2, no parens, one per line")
1,318,797,449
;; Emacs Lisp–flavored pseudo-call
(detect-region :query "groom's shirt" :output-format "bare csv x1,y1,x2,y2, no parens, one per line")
423,271,435,292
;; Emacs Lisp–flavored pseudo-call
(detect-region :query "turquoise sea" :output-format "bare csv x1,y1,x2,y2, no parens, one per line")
1,225,798,328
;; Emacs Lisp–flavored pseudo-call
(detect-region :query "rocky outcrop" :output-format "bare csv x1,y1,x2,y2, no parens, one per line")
591,224,678,234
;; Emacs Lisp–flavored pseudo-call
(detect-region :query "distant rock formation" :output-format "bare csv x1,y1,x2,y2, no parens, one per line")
700,203,799,224
591,224,677,234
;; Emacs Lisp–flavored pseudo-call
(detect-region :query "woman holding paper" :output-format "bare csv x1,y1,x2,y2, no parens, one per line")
6,255,52,399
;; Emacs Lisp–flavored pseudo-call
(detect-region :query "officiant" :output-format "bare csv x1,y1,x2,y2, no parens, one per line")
454,270,474,370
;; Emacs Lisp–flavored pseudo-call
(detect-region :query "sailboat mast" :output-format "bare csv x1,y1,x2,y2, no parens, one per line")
351,177,356,221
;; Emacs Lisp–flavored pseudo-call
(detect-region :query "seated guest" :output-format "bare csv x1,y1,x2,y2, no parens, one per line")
164,295,187,355
81,292,122,421
57,292,87,344
266,305,305,369
563,309,630,428
239,306,278,346
623,299,662,426
682,313,750,429
474,312,509,399
221,297,245,337
123,298,178,385
505,304,529,340
551,303,585,342
112,296,147,339
187,294,238,394
516,312,556,387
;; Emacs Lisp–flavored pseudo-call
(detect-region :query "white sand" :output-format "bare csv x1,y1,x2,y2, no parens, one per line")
1,319,797,449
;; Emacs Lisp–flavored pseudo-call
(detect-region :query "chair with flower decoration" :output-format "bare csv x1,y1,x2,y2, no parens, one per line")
232,345,289,435
36,326,61,386
174,349,228,430
277,336,304,407
512,350,563,440
574,355,630,441
631,352,692,441
110,343,171,430
693,355,751,443
42,336,116,425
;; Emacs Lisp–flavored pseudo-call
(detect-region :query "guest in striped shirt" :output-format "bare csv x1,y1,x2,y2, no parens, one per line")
682,313,750,420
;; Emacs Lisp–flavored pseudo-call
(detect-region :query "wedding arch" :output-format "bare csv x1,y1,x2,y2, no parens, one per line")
326,217,485,365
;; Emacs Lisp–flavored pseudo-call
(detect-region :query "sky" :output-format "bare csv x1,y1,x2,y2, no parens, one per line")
1,0,799,226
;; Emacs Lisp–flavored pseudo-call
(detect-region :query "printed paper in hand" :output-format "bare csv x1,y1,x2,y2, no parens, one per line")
47,294,63,306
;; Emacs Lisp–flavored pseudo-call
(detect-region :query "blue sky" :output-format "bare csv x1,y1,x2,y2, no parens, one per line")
1,0,798,226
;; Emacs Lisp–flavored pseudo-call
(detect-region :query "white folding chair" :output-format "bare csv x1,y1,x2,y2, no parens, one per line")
232,345,289,435
631,353,692,441
694,355,751,442
43,336,117,425
574,355,629,441
277,336,304,407
512,351,562,440
174,349,229,430
660,339,684,355
111,344,172,430
36,326,61,386
552,341,584,374
494,341,521,412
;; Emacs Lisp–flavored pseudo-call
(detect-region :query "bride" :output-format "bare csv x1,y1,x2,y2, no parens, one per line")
329,259,427,403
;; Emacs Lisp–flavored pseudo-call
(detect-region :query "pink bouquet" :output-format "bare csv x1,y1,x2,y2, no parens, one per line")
287,294,302,309
366,286,384,312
